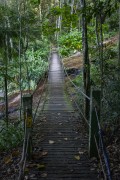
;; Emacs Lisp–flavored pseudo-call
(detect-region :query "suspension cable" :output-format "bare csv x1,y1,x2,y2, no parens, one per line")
59,53,91,101
33,77,47,122
66,82,90,127
58,50,112,179
95,107,112,180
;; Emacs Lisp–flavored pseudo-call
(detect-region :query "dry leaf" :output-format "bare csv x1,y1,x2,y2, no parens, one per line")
24,175,29,180
78,151,84,155
58,132,62,135
37,164,45,169
30,174,35,178
74,155,80,160
64,138,68,141
90,168,95,171
4,155,12,164
41,173,47,177
49,140,54,144
41,151,48,156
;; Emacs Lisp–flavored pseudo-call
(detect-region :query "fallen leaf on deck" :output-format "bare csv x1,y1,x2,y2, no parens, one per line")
90,168,95,171
37,164,45,169
30,174,35,178
58,132,62,135
64,138,68,141
74,155,80,160
4,155,12,164
24,175,29,180
49,140,55,144
41,173,47,177
41,151,48,156
74,136,80,140
78,151,84,155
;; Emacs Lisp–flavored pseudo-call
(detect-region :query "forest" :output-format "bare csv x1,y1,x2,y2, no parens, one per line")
0,0,120,179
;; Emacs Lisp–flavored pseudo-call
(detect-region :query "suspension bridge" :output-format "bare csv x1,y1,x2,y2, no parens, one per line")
17,50,111,180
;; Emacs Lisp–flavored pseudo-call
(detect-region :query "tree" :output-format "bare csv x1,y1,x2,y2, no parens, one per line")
117,0,120,90
80,0,90,120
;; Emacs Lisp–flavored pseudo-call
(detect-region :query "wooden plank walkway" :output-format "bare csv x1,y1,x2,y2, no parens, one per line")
26,52,98,179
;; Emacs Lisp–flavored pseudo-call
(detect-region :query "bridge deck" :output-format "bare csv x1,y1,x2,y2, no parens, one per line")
27,52,98,179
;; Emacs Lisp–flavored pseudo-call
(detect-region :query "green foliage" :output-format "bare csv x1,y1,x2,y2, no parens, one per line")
26,38,49,88
58,29,82,56
0,122,23,150
103,76,120,122
61,4,78,30
26,48,49,88
50,6,62,16
0,38,49,93
104,45,118,62
90,64,101,87
72,74,83,87
42,19,56,41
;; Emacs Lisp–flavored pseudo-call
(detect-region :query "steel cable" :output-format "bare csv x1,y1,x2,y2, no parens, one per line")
95,107,112,180
66,85,90,127
33,77,47,123
58,51,91,101
64,67,91,101
18,52,50,179
58,49,111,179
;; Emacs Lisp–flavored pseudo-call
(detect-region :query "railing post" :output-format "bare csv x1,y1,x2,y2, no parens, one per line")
22,94,33,159
89,89,101,158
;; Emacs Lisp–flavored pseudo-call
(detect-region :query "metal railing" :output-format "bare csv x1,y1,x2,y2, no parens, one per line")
17,52,50,180
59,49,112,180
17,49,112,180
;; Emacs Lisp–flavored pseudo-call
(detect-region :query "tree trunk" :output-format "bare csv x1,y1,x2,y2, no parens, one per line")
17,0,22,121
4,74,8,125
70,0,74,30
99,14,104,97
118,5,120,68
80,0,90,120
4,33,9,126
4,16,9,126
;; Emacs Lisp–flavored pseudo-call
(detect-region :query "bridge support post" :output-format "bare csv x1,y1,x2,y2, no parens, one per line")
22,94,33,159
89,89,101,158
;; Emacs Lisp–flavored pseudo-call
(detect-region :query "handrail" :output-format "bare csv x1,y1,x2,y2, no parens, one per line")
18,49,112,180
33,77,47,122
18,53,50,180
58,50,112,180
18,127,30,180
57,49,91,101
95,107,112,180
64,66,91,101
65,80,90,127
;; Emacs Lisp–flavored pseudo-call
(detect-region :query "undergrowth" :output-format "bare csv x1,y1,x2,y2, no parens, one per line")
0,122,23,151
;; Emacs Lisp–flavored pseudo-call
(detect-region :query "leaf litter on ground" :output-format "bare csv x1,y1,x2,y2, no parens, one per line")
49,140,55,144
74,155,80,160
